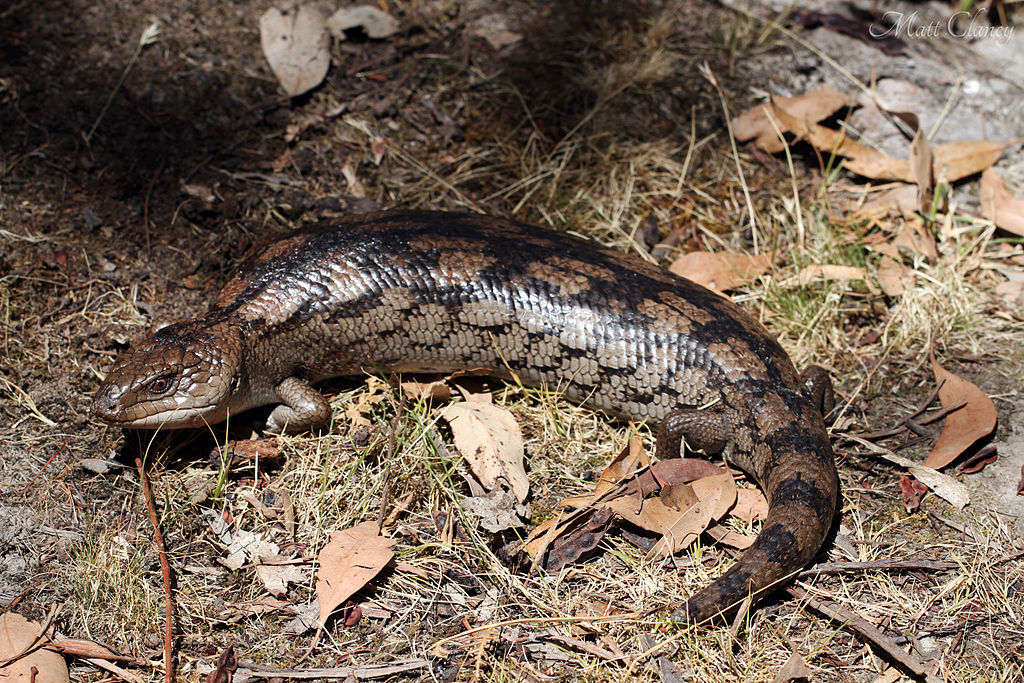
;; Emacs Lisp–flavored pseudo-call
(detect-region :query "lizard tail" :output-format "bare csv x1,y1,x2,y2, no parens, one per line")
674,427,839,624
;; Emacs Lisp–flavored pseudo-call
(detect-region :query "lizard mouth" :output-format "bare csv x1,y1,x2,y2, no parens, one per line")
93,402,223,429
92,384,224,430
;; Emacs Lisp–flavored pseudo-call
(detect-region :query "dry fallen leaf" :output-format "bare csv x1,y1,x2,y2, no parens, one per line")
222,437,281,465
764,103,1009,184
994,279,1024,311
0,612,70,683
793,264,871,289
204,509,281,572
635,458,726,491
846,138,1008,185
644,482,724,562
460,489,528,532
732,87,855,153
731,487,769,522
981,167,1024,237
206,645,237,683
370,136,387,166
768,105,912,181
340,155,366,198
344,376,389,427
552,438,651,511
705,524,755,550
594,436,649,501
326,5,399,40
690,473,737,520
883,451,970,510
469,13,523,50
900,474,929,512
876,254,910,297
602,492,691,535
894,217,938,262
925,356,998,470
441,401,529,503
523,511,565,558
660,481,699,511
872,240,917,298
346,376,389,423
259,5,330,97
959,445,998,475
933,140,1009,184
255,556,308,598
399,378,450,403
772,651,813,683
316,522,397,626
669,251,771,293
530,508,616,571
852,184,919,220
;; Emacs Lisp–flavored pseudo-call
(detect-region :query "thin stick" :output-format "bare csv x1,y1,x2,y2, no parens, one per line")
237,657,429,680
20,441,66,496
135,455,175,683
142,158,165,256
86,21,161,143
86,657,149,683
700,62,761,252
788,586,936,681
799,559,957,577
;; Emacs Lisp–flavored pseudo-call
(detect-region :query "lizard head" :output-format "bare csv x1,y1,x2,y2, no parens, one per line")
93,320,243,430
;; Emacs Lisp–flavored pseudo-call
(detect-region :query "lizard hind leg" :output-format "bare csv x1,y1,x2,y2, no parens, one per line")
654,409,731,460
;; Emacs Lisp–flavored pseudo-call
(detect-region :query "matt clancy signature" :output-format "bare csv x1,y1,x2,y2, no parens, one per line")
871,9,1016,44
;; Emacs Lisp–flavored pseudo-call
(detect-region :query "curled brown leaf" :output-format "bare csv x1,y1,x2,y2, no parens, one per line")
925,357,997,470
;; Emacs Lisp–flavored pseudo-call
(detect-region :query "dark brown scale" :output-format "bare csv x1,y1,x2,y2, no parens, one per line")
94,210,839,624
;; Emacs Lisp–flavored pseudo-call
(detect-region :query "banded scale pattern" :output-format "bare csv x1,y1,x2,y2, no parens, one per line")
94,211,839,624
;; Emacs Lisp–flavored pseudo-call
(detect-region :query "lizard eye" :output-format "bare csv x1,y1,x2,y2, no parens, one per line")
149,375,173,394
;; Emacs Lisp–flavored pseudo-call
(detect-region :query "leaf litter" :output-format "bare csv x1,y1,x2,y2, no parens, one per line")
441,401,529,504
732,87,1018,187
733,83,1016,520
315,521,396,627
0,612,70,683
925,355,998,470
259,3,399,97
524,437,764,571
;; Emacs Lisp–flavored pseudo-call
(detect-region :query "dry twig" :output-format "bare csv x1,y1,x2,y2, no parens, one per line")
135,455,175,683
788,585,940,682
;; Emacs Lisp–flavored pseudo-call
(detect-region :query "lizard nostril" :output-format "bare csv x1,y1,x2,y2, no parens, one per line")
92,396,117,419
